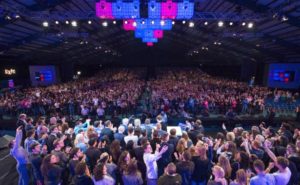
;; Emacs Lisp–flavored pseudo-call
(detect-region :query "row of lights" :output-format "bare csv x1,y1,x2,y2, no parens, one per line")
4,14,21,20
42,20,254,29
42,20,117,27
217,21,254,28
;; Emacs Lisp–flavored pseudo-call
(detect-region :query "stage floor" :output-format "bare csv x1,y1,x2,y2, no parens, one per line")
0,148,18,185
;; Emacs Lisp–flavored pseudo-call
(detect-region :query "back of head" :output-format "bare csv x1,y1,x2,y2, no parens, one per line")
170,128,176,136
93,163,105,181
122,118,129,126
236,169,247,185
118,125,125,134
128,126,134,134
105,120,111,127
75,162,87,176
253,159,265,172
166,163,176,175
277,157,289,169
134,119,141,128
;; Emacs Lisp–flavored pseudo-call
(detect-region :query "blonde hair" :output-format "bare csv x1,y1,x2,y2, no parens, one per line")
236,169,247,185
176,138,187,154
218,155,232,179
213,165,225,178
226,132,235,142
134,119,141,128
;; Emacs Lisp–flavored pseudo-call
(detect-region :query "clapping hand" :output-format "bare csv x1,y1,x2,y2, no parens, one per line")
161,145,169,153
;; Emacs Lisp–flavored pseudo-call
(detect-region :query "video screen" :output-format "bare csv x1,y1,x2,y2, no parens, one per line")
35,71,53,82
29,66,58,86
267,63,300,89
270,70,295,82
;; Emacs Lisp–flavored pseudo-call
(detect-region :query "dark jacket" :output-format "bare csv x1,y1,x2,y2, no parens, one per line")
176,161,195,185
158,174,182,185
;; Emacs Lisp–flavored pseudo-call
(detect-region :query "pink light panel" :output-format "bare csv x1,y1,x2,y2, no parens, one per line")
96,0,114,19
123,19,136,30
161,0,177,19
153,30,163,38
147,42,154,46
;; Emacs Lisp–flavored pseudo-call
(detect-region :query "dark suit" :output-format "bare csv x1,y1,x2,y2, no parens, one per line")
100,127,114,142
157,141,174,177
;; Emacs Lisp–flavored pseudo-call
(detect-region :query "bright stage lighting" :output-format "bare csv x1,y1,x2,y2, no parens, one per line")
77,71,81,75
88,20,92,24
42,21,49,27
151,20,155,25
55,21,59,25
248,22,254,29
242,22,246,26
218,21,224,27
102,21,108,27
229,22,233,26
71,21,77,27
204,21,208,26
113,21,116,24
160,20,165,26
182,20,186,24
65,20,70,24
189,22,194,27
172,21,175,25
133,21,137,27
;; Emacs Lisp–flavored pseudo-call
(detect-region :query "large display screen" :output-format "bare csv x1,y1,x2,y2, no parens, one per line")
267,63,300,89
29,66,59,86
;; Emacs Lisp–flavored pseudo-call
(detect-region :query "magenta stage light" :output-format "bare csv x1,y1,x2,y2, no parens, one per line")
96,0,114,19
161,0,178,19
153,30,163,38
147,42,154,46
123,19,136,30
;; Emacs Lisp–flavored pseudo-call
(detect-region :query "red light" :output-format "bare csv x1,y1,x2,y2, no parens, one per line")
284,78,289,82
147,42,154,46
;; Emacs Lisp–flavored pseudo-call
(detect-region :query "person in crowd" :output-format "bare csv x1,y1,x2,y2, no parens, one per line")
124,125,139,146
86,138,101,171
176,150,195,185
122,160,143,185
9,126,31,185
250,159,275,185
157,133,174,176
143,142,169,185
209,165,228,185
263,141,291,185
168,128,179,148
101,120,115,142
191,144,213,185
69,147,85,182
29,142,44,185
41,154,63,185
114,125,126,147
74,162,94,185
157,162,182,185
24,129,38,154
93,163,115,185
229,169,248,185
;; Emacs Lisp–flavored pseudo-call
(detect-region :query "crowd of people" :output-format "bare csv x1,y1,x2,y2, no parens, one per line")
0,69,146,118
9,112,300,185
1,68,299,120
148,68,299,118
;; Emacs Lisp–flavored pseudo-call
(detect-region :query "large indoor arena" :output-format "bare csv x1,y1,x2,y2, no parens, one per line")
0,0,300,185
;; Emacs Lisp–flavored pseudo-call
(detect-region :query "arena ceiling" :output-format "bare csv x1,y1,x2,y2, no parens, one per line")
0,0,300,65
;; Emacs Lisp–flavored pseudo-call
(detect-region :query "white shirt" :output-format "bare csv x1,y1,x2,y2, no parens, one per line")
272,167,291,185
124,135,138,145
143,152,162,179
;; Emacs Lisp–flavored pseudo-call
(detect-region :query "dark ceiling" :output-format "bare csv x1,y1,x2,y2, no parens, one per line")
0,0,300,66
